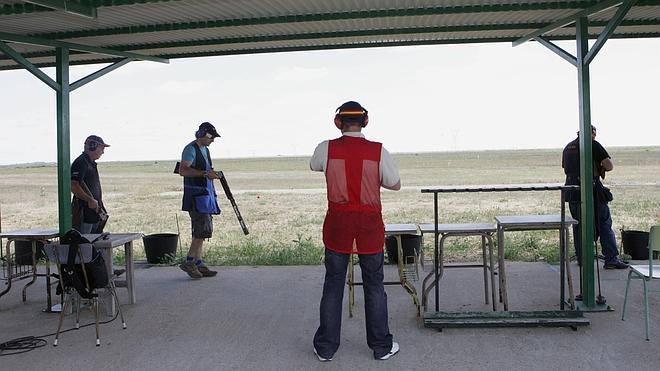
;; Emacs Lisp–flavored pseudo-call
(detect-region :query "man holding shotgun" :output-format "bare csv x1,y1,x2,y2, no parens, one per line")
177,122,222,279
562,125,628,270
71,135,110,234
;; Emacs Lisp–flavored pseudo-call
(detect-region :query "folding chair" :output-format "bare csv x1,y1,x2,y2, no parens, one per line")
45,236,126,346
621,225,660,340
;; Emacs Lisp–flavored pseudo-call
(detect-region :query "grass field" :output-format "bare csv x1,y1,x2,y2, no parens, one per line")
1,147,658,266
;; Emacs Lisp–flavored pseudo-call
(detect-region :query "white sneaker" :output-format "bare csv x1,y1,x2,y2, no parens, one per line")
314,348,332,362
377,342,399,360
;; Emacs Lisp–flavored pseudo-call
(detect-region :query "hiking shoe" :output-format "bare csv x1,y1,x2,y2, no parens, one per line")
197,265,218,277
603,259,629,270
179,261,203,279
377,342,399,360
313,348,332,362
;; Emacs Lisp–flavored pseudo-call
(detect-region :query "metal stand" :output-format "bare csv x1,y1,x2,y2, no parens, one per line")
348,224,421,318
419,223,497,312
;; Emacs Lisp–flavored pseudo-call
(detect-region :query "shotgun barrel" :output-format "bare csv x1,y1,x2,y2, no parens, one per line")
215,170,250,235
174,162,249,235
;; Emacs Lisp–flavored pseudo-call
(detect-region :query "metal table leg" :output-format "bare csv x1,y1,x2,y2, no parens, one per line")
497,225,508,311
481,235,489,305
22,240,39,302
102,245,116,317
433,193,439,312
45,259,53,311
486,234,497,311
125,241,135,304
0,239,12,298
565,227,576,309
428,233,449,313
421,270,435,311
559,226,565,310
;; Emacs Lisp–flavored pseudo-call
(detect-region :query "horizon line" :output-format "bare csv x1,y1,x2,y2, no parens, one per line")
1,144,657,168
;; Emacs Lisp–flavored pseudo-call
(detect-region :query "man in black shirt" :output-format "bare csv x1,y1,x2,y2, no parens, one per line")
562,126,627,269
71,135,110,234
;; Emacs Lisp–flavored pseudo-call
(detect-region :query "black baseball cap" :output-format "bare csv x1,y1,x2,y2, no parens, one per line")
336,101,368,123
199,122,220,138
337,101,366,113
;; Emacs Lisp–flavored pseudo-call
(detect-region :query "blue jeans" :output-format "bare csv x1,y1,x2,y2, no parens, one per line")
569,201,620,263
313,249,393,359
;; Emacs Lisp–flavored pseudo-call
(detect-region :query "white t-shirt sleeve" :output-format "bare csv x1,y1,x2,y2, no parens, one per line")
310,140,329,172
380,146,400,188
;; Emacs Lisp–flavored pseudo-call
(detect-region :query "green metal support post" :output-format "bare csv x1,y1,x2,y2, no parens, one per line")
575,17,597,308
55,47,71,234
514,0,636,311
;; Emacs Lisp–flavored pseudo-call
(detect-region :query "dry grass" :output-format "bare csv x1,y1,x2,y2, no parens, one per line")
1,147,658,265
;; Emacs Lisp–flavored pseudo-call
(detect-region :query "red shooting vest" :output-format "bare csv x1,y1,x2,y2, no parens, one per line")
322,136,384,254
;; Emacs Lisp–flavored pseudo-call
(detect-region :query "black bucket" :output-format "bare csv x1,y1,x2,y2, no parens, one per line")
385,235,421,264
14,240,45,266
143,233,179,264
621,229,651,260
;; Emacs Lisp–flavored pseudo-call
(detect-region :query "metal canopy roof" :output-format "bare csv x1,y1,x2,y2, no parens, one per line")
1,0,660,70
1,1,652,309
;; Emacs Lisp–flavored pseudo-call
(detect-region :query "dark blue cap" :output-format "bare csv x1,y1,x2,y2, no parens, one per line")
198,122,220,138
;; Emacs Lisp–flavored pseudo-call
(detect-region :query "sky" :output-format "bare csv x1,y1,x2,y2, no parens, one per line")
1,38,659,165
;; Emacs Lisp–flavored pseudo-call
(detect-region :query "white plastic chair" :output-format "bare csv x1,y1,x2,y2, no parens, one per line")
621,225,660,340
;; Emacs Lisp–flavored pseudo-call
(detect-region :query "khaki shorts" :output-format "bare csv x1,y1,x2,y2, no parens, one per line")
189,209,213,239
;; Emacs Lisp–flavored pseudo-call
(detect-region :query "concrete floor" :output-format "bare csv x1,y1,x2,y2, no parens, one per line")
1,261,658,370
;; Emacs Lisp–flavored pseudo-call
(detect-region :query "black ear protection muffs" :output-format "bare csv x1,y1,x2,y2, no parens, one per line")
334,101,369,129
195,129,206,138
85,139,98,151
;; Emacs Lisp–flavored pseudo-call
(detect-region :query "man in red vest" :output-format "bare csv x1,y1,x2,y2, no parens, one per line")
311,101,401,361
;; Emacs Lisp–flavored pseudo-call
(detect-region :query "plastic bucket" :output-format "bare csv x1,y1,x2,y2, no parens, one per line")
143,233,179,264
14,240,45,266
385,235,421,264
621,229,651,260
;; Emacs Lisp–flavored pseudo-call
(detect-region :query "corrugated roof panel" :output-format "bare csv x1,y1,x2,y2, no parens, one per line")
7,9,585,48
121,30,543,56
1,0,659,69
0,1,601,35
597,5,660,20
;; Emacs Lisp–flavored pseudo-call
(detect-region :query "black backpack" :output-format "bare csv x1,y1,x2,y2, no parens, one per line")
57,229,109,299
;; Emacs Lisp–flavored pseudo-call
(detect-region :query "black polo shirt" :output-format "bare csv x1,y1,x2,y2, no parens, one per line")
71,152,103,223
562,137,610,201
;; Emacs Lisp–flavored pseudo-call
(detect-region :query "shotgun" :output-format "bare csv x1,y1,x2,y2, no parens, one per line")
216,170,250,235
74,180,109,233
174,162,249,235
